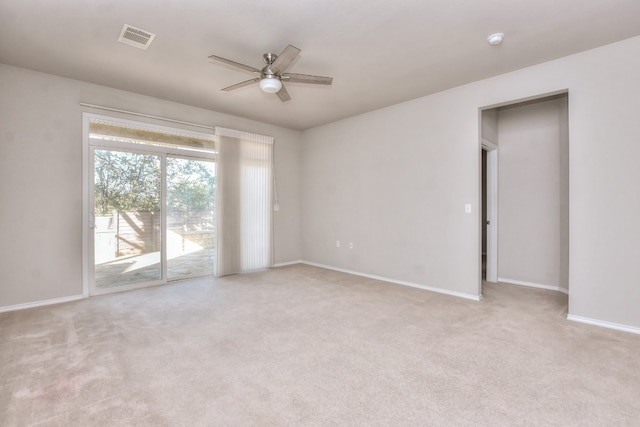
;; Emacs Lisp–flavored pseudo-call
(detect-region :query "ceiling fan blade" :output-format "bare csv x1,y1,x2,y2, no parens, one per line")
282,73,333,85
208,54,261,74
221,78,260,91
270,45,301,74
276,84,291,102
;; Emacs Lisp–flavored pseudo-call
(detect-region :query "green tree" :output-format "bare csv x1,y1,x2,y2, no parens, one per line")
94,150,215,214
94,150,161,214
167,158,215,213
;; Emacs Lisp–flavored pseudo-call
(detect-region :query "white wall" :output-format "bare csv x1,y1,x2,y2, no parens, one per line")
301,90,482,298
497,96,569,290
301,35,640,329
481,109,499,146
3,35,640,331
0,63,301,309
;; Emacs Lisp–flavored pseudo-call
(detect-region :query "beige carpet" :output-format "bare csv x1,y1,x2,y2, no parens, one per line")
1,264,639,426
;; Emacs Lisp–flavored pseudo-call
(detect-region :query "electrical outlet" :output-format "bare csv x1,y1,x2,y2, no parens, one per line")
336,240,341,248
273,203,280,211
349,242,354,249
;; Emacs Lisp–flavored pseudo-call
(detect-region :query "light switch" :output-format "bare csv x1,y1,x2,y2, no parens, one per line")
465,203,472,213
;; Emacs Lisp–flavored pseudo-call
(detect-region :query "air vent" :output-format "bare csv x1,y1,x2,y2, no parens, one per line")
118,24,156,50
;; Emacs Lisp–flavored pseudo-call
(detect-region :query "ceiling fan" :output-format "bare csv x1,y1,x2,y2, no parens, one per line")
208,44,333,102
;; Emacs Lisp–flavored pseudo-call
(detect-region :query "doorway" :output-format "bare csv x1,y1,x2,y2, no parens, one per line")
479,91,569,296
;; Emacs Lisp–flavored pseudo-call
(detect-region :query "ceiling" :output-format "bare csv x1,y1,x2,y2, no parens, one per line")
1,1,640,130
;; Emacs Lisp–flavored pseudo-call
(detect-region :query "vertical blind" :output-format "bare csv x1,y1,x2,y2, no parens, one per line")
215,127,274,276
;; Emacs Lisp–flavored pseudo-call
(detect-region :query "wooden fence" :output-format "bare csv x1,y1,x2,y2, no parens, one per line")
95,210,214,262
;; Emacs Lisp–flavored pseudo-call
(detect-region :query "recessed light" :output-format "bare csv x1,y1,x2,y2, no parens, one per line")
487,33,504,46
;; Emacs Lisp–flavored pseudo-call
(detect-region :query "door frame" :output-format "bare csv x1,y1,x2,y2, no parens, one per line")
477,89,569,295
82,112,216,297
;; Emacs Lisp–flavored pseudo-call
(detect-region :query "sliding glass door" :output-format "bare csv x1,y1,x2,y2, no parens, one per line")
86,115,216,295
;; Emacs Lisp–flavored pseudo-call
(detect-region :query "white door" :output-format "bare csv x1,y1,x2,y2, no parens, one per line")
482,145,498,283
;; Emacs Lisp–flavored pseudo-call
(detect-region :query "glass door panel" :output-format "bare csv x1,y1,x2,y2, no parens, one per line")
166,157,216,280
93,149,162,289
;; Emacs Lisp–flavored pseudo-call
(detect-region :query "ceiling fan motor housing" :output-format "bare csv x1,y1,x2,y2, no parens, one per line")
259,52,282,92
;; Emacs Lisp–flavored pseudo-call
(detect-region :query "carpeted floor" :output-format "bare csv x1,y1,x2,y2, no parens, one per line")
1,264,639,426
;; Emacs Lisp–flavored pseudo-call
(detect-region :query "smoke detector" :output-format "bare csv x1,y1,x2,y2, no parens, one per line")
487,33,504,46
118,24,156,50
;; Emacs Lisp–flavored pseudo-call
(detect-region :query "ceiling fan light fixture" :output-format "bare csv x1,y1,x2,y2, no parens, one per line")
259,76,282,93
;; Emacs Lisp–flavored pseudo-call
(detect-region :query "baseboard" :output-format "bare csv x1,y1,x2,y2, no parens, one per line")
301,261,481,301
567,314,640,335
272,260,303,268
498,277,569,294
0,294,85,313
